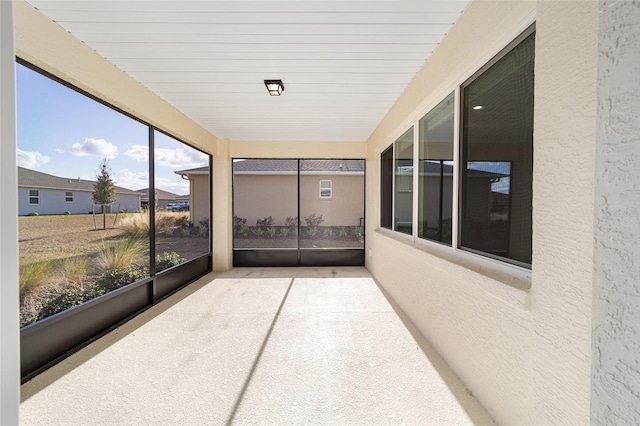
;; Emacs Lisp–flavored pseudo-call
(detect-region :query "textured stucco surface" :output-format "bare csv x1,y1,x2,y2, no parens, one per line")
592,1,640,423
530,2,597,424
366,1,597,423
20,268,493,425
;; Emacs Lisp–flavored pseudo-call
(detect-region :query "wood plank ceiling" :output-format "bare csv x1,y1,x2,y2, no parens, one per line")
27,1,470,142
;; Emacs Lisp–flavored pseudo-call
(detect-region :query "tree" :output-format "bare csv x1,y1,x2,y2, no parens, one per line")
92,159,117,229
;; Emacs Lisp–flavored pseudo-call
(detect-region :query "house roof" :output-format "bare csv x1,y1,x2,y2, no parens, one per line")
18,167,143,195
232,159,365,174
136,188,180,201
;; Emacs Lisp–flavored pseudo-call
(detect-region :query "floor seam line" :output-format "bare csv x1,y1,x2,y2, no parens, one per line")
224,277,295,425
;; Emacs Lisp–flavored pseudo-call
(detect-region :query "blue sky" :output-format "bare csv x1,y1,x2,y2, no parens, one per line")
16,63,208,195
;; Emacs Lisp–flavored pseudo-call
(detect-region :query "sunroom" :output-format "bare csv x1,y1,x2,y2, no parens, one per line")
1,0,639,424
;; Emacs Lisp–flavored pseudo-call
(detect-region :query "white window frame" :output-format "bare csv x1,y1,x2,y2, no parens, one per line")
28,189,39,205
65,191,73,203
319,179,332,199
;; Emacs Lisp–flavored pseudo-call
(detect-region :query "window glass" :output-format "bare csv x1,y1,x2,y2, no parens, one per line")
319,180,332,198
394,127,414,235
460,30,534,266
17,63,150,327
154,131,210,272
418,93,454,245
380,145,393,229
29,189,39,204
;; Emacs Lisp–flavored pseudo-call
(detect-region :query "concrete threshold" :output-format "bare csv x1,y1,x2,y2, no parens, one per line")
20,267,494,425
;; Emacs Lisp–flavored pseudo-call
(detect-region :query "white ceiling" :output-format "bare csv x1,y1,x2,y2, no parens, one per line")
28,1,470,142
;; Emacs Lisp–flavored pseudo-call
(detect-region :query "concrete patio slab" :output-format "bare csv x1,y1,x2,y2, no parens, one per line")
20,267,493,425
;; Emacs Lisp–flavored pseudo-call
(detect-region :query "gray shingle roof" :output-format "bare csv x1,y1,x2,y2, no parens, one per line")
136,188,180,201
18,167,143,195
232,159,365,173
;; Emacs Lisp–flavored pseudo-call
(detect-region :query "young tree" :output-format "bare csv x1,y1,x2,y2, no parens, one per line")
92,159,117,229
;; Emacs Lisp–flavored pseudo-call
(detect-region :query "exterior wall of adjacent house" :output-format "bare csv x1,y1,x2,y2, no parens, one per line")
366,2,596,424
233,174,364,227
188,174,210,226
18,188,140,216
592,1,640,423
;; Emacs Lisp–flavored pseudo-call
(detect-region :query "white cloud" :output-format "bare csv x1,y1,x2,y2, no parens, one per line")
155,147,208,170
17,149,51,169
70,138,118,159
115,170,149,191
125,144,207,170
54,148,65,154
124,145,148,162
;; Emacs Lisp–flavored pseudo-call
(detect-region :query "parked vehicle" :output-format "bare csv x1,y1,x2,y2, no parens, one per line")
171,202,189,212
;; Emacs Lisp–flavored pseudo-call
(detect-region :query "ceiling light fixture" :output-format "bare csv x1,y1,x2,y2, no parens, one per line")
472,105,484,110
264,80,284,96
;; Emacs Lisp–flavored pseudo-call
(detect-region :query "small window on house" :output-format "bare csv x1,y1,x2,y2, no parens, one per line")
29,189,39,205
319,180,332,199
65,191,73,203
380,145,394,229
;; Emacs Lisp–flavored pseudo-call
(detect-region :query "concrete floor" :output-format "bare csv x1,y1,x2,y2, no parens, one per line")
20,267,494,425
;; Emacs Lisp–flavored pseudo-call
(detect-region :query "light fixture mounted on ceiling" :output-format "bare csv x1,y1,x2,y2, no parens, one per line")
264,80,284,96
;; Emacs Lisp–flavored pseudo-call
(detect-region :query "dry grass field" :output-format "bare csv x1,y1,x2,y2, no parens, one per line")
19,213,209,269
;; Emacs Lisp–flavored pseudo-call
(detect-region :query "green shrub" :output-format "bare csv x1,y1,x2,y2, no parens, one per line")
240,225,251,237
256,216,274,228
37,287,86,320
156,252,185,272
266,226,277,238
279,227,291,238
233,215,247,231
285,216,298,227
95,267,147,293
304,214,324,227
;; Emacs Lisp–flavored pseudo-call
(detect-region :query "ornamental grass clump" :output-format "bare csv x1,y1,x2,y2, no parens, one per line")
118,212,150,237
19,258,55,303
98,238,145,272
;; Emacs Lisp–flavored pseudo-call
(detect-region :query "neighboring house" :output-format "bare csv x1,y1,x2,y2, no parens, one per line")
230,159,365,227
174,166,209,225
137,187,180,211
18,167,142,216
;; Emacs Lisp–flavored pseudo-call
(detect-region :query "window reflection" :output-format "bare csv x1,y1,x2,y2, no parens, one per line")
394,127,414,235
460,31,534,265
418,93,454,245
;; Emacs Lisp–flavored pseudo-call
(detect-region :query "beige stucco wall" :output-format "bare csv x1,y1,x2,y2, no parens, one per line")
233,174,364,227
366,1,596,424
188,174,210,226
13,0,216,155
